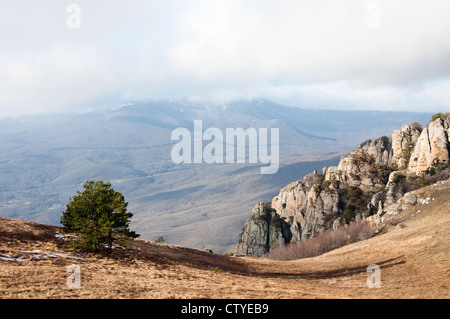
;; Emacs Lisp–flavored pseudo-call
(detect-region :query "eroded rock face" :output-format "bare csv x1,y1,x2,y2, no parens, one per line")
235,202,291,256
408,118,450,175
271,172,340,242
391,124,422,168
357,136,392,167
236,117,450,256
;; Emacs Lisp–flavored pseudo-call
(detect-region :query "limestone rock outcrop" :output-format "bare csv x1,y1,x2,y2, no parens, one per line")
391,124,422,169
235,202,291,256
408,118,450,175
271,172,340,243
236,115,450,256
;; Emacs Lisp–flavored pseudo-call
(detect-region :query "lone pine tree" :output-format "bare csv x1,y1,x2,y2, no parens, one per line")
61,180,139,253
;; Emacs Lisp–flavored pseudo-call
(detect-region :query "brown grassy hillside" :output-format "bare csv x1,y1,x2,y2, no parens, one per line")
1,179,449,299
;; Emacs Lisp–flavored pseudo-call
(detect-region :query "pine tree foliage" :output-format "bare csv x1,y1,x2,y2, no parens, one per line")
61,180,139,253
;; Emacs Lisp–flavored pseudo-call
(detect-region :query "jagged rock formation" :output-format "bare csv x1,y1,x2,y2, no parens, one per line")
235,202,291,256
408,118,450,175
236,114,450,256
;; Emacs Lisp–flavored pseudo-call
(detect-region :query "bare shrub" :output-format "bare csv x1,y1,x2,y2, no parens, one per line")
264,218,375,261
314,227,347,254
347,215,374,242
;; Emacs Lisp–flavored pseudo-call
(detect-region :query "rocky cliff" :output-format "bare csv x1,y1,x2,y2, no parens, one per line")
236,114,450,256
235,202,292,256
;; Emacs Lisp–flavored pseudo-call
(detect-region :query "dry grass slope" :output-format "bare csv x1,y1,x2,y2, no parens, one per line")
1,179,449,299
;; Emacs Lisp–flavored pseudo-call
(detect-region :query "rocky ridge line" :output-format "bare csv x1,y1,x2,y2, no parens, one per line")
236,114,450,256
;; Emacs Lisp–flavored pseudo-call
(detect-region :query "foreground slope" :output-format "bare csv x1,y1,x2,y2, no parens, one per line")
1,179,449,298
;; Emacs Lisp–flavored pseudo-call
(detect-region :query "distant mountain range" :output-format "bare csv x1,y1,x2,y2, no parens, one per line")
0,99,433,253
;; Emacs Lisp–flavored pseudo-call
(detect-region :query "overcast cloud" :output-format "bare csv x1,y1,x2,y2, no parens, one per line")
1,0,450,118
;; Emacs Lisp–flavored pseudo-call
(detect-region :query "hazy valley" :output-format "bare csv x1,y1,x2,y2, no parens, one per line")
0,99,433,253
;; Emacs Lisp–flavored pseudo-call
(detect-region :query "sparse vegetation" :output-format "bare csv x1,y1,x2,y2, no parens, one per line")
410,121,423,133
431,112,450,122
369,162,396,185
392,173,407,185
258,201,273,221
320,175,338,193
378,136,391,153
351,150,376,166
156,237,166,243
269,214,283,228
264,216,375,261
391,164,450,198
401,141,414,168
313,173,325,193
338,186,370,224
360,139,372,147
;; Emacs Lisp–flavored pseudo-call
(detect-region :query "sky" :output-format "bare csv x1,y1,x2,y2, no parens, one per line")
1,0,450,118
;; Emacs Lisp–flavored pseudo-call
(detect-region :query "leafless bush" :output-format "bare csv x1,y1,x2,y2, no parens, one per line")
346,215,374,242
265,240,317,260
264,218,375,261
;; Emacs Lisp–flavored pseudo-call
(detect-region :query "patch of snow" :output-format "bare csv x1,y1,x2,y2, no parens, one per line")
0,254,30,262
419,197,431,205
15,258,29,262
52,252,83,260
101,244,116,249
21,249,41,253
0,256,15,262
1,250,84,261
43,251,58,258
55,233,76,238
